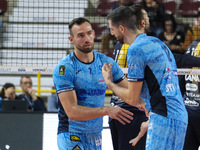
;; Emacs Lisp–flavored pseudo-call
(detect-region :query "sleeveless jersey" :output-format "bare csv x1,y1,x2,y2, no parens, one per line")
127,33,188,124
53,51,125,134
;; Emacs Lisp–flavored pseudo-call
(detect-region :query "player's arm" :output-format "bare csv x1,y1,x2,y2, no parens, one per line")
102,63,143,107
58,90,133,125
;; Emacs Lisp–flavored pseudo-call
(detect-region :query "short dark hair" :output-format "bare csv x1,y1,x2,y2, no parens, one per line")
107,6,137,31
131,4,145,27
68,17,91,36
20,75,31,84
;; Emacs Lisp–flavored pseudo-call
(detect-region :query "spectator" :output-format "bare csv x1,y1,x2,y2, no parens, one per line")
101,0,135,56
158,14,186,54
182,10,200,51
0,83,20,111
142,0,165,37
18,75,46,112
48,93,58,112
0,83,17,101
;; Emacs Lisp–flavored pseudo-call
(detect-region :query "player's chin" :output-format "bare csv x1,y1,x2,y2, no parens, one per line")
83,48,93,53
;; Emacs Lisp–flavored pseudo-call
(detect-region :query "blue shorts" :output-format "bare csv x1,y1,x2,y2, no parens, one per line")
57,132,102,150
146,113,187,150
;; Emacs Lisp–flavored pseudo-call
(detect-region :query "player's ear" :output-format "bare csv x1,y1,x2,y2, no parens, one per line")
119,25,125,33
140,20,145,28
68,36,73,43
92,29,95,38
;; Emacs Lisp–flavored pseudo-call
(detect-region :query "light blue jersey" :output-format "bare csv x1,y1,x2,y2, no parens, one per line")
127,33,188,124
53,51,125,134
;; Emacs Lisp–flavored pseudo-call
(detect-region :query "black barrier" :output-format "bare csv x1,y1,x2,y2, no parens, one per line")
0,112,43,150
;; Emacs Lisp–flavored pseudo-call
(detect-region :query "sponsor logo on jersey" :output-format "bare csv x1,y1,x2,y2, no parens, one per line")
166,83,175,92
98,79,104,82
184,98,199,107
73,145,81,150
95,139,102,146
70,135,81,142
163,68,177,80
59,65,66,76
76,70,81,74
186,83,198,91
185,75,200,82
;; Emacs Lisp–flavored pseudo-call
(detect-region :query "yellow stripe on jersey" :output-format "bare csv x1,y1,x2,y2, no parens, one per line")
116,43,129,68
193,42,200,69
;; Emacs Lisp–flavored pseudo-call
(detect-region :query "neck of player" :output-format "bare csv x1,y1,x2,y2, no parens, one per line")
74,49,94,63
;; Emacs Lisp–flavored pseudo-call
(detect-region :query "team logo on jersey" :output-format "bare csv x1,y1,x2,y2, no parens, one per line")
70,135,81,141
73,145,81,150
59,65,66,76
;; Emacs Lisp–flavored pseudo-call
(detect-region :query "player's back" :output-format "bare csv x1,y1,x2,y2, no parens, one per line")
127,33,188,124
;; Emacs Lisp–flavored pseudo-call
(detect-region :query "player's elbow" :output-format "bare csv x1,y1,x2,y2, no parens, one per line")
67,112,78,121
65,109,78,121
126,97,139,107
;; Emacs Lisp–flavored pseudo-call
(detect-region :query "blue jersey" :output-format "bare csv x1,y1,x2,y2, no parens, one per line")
127,33,188,124
53,51,125,134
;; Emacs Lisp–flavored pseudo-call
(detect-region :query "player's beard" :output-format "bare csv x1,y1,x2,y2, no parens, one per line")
76,42,94,53
116,34,124,44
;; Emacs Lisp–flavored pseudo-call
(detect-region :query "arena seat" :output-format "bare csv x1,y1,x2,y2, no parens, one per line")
6,23,69,33
0,49,66,66
3,32,70,49
0,0,7,15
96,0,118,16
17,0,88,8
9,8,84,23
91,23,107,42
163,1,176,14
177,0,200,17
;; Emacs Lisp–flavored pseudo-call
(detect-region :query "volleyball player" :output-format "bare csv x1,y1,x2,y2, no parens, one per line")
53,17,133,150
102,6,188,149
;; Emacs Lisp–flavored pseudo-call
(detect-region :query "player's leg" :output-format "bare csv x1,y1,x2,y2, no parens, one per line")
57,132,84,150
109,119,119,150
115,109,147,150
85,132,102,150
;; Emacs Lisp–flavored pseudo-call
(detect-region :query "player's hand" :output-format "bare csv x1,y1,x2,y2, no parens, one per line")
138,98,149,117
129,120,149,146
102,63,113,86
108,106,133,125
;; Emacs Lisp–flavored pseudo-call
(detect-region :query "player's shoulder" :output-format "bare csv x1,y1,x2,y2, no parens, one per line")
53,53,76,73
57,52,76,65
94,51,114,62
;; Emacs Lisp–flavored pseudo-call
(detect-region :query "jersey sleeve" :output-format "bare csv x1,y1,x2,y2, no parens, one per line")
127,45,146,81
53,63,75,94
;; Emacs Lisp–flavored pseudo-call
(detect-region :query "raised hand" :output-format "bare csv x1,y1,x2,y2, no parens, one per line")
102,63,113,85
